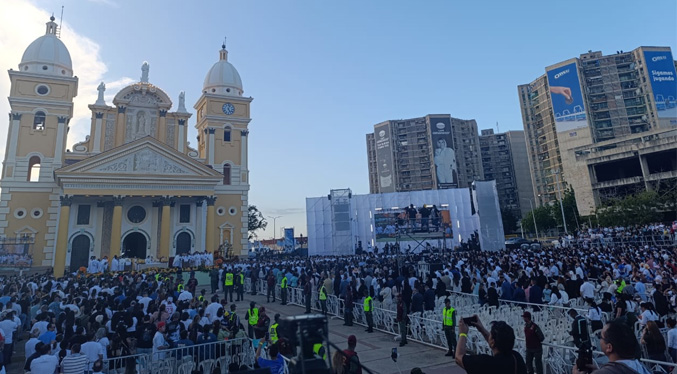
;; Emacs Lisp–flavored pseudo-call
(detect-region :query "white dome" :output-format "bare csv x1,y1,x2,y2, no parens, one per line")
19,18,73,77
203,47,243,96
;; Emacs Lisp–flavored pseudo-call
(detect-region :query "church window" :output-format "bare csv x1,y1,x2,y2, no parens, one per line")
27,156,41,182
77,205,91,225
224,127,231,142
33,111,46,130
223,164,231,185
36,85,49,95
127,206,146,224
179,204,190,223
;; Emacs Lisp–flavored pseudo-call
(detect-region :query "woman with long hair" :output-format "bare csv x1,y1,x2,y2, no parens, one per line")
641,321,669,372
331,349,345,374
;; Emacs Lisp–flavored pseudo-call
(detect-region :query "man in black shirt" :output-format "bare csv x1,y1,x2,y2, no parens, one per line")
136,315,155,356
455,316,527,374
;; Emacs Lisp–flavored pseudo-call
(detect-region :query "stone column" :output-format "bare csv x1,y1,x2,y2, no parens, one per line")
158,110,167,144
195,197,204,251
54,116,69,168
639,153,652,190
178,119,186,153
115,106,126,147
205,196,217,253
240,130,249,182
53,196,72,277
93,112,104,152
109,196,124,268
207,128,215,165
158,197,174,260
5,113,21,177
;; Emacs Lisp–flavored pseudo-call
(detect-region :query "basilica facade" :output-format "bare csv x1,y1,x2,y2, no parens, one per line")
0,17,252,276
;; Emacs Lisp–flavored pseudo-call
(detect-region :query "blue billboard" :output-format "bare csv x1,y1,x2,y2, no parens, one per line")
283,228,295,252
546,62,588,133
644,50,677,119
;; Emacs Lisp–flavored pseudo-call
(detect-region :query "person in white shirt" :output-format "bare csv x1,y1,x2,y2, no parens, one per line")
111,255,120,272
87,256,99,274
30,344,58,374
667,318,677,362
0,310,19,364
138,291,153,314
177,289,193,302
638,302,659,326
205,298,221,323
24,328,41,360
81,333,105,371
579,278,595,301
153,322,169,361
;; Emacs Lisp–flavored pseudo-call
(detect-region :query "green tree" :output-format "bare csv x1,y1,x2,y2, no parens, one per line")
595,190,660,227
248,205,268,240
521,205,557,234
551,188,581,231
501,208,518,233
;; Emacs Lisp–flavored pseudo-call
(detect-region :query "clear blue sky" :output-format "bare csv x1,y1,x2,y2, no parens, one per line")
5,0,677,238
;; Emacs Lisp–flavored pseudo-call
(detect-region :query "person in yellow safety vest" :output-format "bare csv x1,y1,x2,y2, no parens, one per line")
313,343,327,360
224,269,234,302
246,301,259,338
364,290,374,333
280,275,288,305
269,313,280,344
442,298,456,356
319,283,328,315
177,282,184,293
616,279,626,294
198,289,206,303
236,270,245,302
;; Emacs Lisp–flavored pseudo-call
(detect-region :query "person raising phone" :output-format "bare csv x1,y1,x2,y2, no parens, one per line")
255,337,285,374
455,315,527,374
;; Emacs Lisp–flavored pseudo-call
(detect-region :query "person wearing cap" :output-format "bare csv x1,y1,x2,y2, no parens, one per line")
343,335,362,374
442,298,456,356
152,321,169,361
523,311,544,374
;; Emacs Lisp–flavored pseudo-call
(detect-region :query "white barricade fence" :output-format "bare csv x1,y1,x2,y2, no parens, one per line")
102,338,255,374
244,279,677,373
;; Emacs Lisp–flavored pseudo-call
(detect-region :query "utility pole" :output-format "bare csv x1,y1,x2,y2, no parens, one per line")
268,216,282,240
554,170,568,235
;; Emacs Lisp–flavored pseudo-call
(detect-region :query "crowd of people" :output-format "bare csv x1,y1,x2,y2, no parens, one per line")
0,223,674,374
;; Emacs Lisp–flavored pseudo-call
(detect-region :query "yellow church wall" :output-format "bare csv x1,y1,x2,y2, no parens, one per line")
16,116,59,158
206,100,249,118
212,193,245,253
5,192,54,266
214,130,242,165
13,79,75,102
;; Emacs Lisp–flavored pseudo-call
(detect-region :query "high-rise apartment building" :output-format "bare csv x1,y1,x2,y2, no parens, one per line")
366,114,482,193
519,46,677,216
479,129,535,219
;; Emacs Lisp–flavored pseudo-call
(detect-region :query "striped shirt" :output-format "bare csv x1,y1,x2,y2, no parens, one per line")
61,353,89,374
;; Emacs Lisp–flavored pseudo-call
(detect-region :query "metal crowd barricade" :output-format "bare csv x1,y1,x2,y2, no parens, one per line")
245,278,677,372
102,338,255,374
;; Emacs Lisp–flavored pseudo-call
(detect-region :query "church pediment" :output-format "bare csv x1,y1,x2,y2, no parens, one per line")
56,137,221,179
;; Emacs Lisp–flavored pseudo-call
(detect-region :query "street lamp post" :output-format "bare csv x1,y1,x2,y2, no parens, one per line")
553,170,568,235
268,216,282,241
521,198,539,241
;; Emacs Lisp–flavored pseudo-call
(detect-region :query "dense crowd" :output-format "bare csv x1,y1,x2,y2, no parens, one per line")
0,223,675,374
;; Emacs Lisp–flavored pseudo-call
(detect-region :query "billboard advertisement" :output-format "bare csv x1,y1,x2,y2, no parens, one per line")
283,228,295,252
546,61,588,133
644,50,677,119
374,122,396,193
430,117,458,188
374,205,452,242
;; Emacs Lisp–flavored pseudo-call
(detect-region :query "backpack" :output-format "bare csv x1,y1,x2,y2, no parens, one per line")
343,350,361,374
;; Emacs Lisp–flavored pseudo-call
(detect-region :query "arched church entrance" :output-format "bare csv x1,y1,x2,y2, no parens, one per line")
176,232,192,255
69,234,90,271
122,232,147,259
